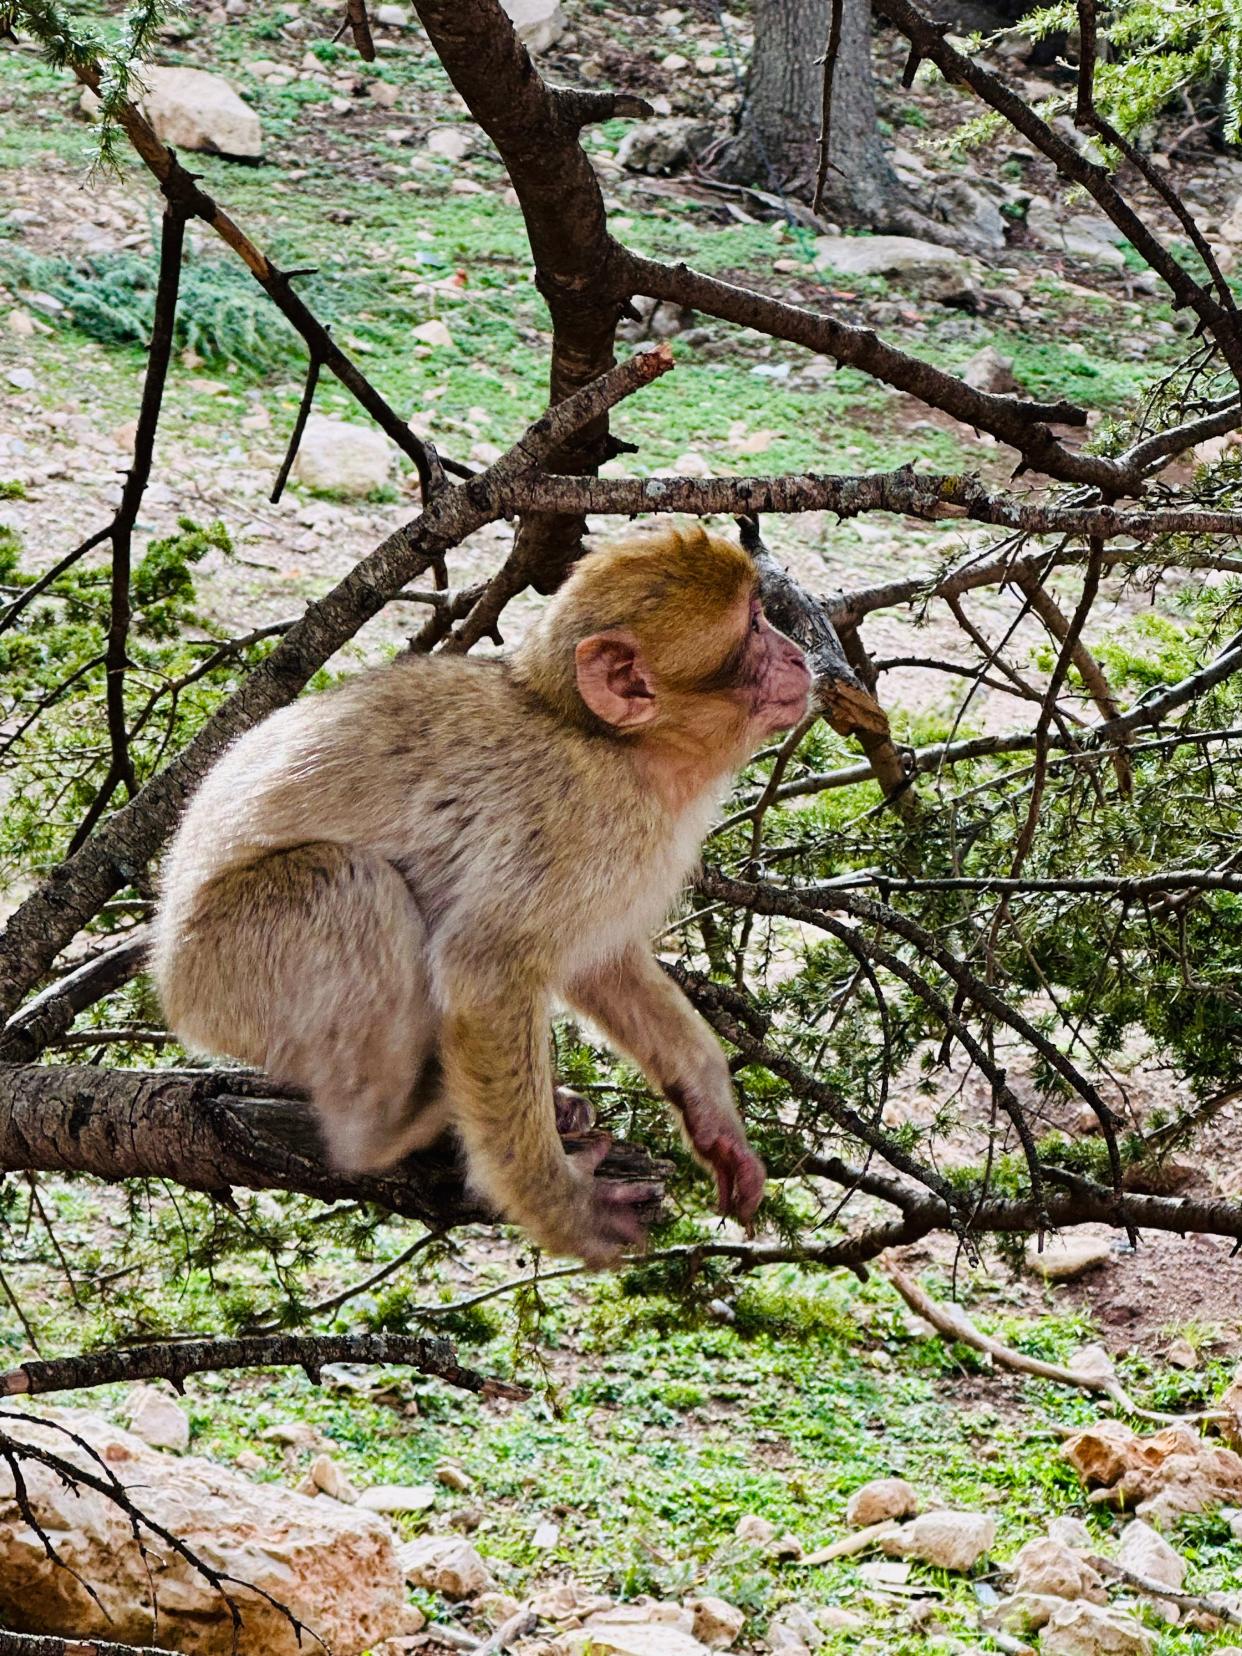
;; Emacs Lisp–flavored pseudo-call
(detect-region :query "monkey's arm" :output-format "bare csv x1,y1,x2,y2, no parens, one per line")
566,947,766,1226
439,978,660,1265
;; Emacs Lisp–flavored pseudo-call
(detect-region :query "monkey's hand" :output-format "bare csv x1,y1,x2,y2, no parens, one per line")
674,1092,766,1229
554,1085,595,1135
550,1133,662,1267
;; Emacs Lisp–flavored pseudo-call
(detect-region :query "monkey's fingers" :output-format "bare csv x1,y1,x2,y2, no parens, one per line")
593,1180,664,1254
703,1136,766,1228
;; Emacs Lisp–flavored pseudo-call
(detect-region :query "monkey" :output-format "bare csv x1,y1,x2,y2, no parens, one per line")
151,524,813,1266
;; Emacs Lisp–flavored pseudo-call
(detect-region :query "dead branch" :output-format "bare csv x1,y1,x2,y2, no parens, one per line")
0,1629,180,1656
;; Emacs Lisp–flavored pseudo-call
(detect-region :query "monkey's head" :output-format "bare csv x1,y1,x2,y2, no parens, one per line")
513,524,813,770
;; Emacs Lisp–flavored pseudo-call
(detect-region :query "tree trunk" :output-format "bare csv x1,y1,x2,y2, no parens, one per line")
723,0,898,225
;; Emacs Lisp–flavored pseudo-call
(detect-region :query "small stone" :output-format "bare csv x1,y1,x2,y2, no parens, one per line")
435,1461,472,1492
301,1453,358,1503
291,414,391,497
1041,1601,1153,1655
687,1595,744,1648
1116,1519,1186,1590
122,66,262,158
962,344,1018,394
501,0,565,53
768,1606,822,1650
817,1607,863,1631
661,51,689,70
558,1626,710,1656
6,368,35,391
368,79,401,107
845,1477,919,1527
426,125,474,159
736,1514,776,1545
1025,1234,1112,1281
616,117,713,175
1167,1337,1198,1370
127,1387,190,1453
1047,1516,1095,1551
412,318,455,349
886,1510,995,1572
234,1449,263,1471
358,1483,437,1513
374,2,409,21
260,1420,319,1447
398,1535,494,1599
532,1518,560,1548
5,310,35,337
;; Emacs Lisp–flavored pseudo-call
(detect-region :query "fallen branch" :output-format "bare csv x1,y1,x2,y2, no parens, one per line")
1085,1553,1242,1626
881,1256,1226,1425
0,1631,179,1656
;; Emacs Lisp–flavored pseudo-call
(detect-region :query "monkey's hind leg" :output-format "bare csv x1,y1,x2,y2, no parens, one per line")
169,842,445,1174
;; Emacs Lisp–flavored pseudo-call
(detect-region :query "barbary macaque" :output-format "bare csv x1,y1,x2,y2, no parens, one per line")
152,524,813,1264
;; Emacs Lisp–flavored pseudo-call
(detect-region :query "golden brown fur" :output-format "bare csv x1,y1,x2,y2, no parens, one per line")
153,525,811,1263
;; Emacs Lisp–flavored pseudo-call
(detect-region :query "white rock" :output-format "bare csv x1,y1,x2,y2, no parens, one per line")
812,234,969,279
1026,1234,1112,1281
412,318,455,349
129,66,262,158
5,368,35,391
1025,201,1127,267
1010,1537,1106,1601
0,1408,405,1653
1167,1337,1198,1370
426,126,474,160
358,1482,436,1513
5,310,35,337
1041,1600,1153,1655
127,1385,190,1453
815,1606,863,1630
398,1535,494,1599
1116,1518,1186,1590
501,0,565,53
291,415,391,496
887,1510,995,1571
845,1477,919,1527
687,1595,744,1647
374,3,409,21
558,1624,710,1656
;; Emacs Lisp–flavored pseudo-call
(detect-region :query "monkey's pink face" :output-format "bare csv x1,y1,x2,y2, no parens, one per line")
733,597,813,736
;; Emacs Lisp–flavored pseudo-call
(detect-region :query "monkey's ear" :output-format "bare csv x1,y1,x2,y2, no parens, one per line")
574,630,659,728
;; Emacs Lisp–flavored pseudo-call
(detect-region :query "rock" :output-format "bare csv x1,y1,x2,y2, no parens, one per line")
962,344,1018,395
369,80,401,107
815,1606,863,1630
398,1535,493,1599
767,1606,822,1649
1167,1337,1198,1370
0,1408,405,1654
425,126,474,160
374,3,409,21
687,1596,744,1648
1116,1519,1186,1590
1041,1601,1153,1655
5,368,35,391
358,1483,437,1513
617,294,695,341
1025,1234,1112,1281
845,1477,919,1527
1047,1516,1095,1551
261,1420,320,1448
737,1515,777,1547
558,1623,710,1656
411,318,455,349
1062,1420,1242,1525
500,0,565,53
1025,201,1127,268
127,1386,190,1453
5,310,35,337
885,1510,995,1572
92,66,263,158
301,1453,359,1503
1009,1537,1106,1602
617,118,714,175
532,1518,560,1548
934,178,1008,249
990,1592,1071,1634
812,234,970,280
292,415,391,497
435,1461,472,1492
